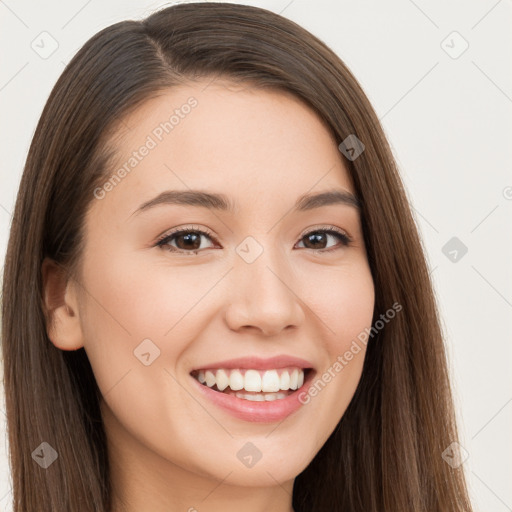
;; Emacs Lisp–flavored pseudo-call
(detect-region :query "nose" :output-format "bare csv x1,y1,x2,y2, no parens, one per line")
224,244,305,337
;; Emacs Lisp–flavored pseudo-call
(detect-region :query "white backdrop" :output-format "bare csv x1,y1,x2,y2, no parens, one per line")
1,1,511,510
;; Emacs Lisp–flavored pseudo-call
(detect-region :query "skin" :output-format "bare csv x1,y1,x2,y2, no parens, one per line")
42,79,375,512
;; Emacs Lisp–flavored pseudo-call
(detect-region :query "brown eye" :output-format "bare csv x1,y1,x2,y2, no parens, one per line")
155,225,352,255
156,228,216,254
296,228,352,252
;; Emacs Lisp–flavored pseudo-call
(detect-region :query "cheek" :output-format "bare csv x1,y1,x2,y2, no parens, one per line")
78,246,375,476
81,250,206,337
78,250,224,393
300,261,375,346
296,262,374,422
78,256,206,449
81,247,374,379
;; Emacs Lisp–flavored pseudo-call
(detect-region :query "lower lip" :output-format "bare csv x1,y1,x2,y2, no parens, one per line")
190,370,316,423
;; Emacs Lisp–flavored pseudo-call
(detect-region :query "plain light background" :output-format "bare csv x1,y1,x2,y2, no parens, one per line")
0,1,511,510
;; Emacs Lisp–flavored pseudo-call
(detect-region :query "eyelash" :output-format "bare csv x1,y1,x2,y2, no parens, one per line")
155,224,353,255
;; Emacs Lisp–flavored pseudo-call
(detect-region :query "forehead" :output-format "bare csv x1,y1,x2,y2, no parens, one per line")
93,80,356,220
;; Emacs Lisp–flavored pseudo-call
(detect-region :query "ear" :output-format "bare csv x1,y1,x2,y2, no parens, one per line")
41,257,84,350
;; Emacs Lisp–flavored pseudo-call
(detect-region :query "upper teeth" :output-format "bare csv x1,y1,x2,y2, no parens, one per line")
194,368,305,393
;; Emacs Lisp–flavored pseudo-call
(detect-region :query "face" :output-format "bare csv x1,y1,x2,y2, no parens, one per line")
67,80,374,493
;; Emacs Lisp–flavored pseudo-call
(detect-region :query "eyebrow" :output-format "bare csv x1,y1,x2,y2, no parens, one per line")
130,188,361,217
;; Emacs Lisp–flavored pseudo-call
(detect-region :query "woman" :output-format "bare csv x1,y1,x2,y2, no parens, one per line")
1,2,474,511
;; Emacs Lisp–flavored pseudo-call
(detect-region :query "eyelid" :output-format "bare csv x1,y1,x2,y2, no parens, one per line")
155,224,216,245
155,223,353,253
298,224,351,241
156,224,352,242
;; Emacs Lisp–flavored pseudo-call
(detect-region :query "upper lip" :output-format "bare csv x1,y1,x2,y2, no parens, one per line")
190,354,315,372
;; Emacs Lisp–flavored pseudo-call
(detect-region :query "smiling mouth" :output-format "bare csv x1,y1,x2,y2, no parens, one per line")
190,367,314,401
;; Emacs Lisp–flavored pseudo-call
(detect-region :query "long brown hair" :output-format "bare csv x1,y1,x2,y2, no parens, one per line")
1,3,473,510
